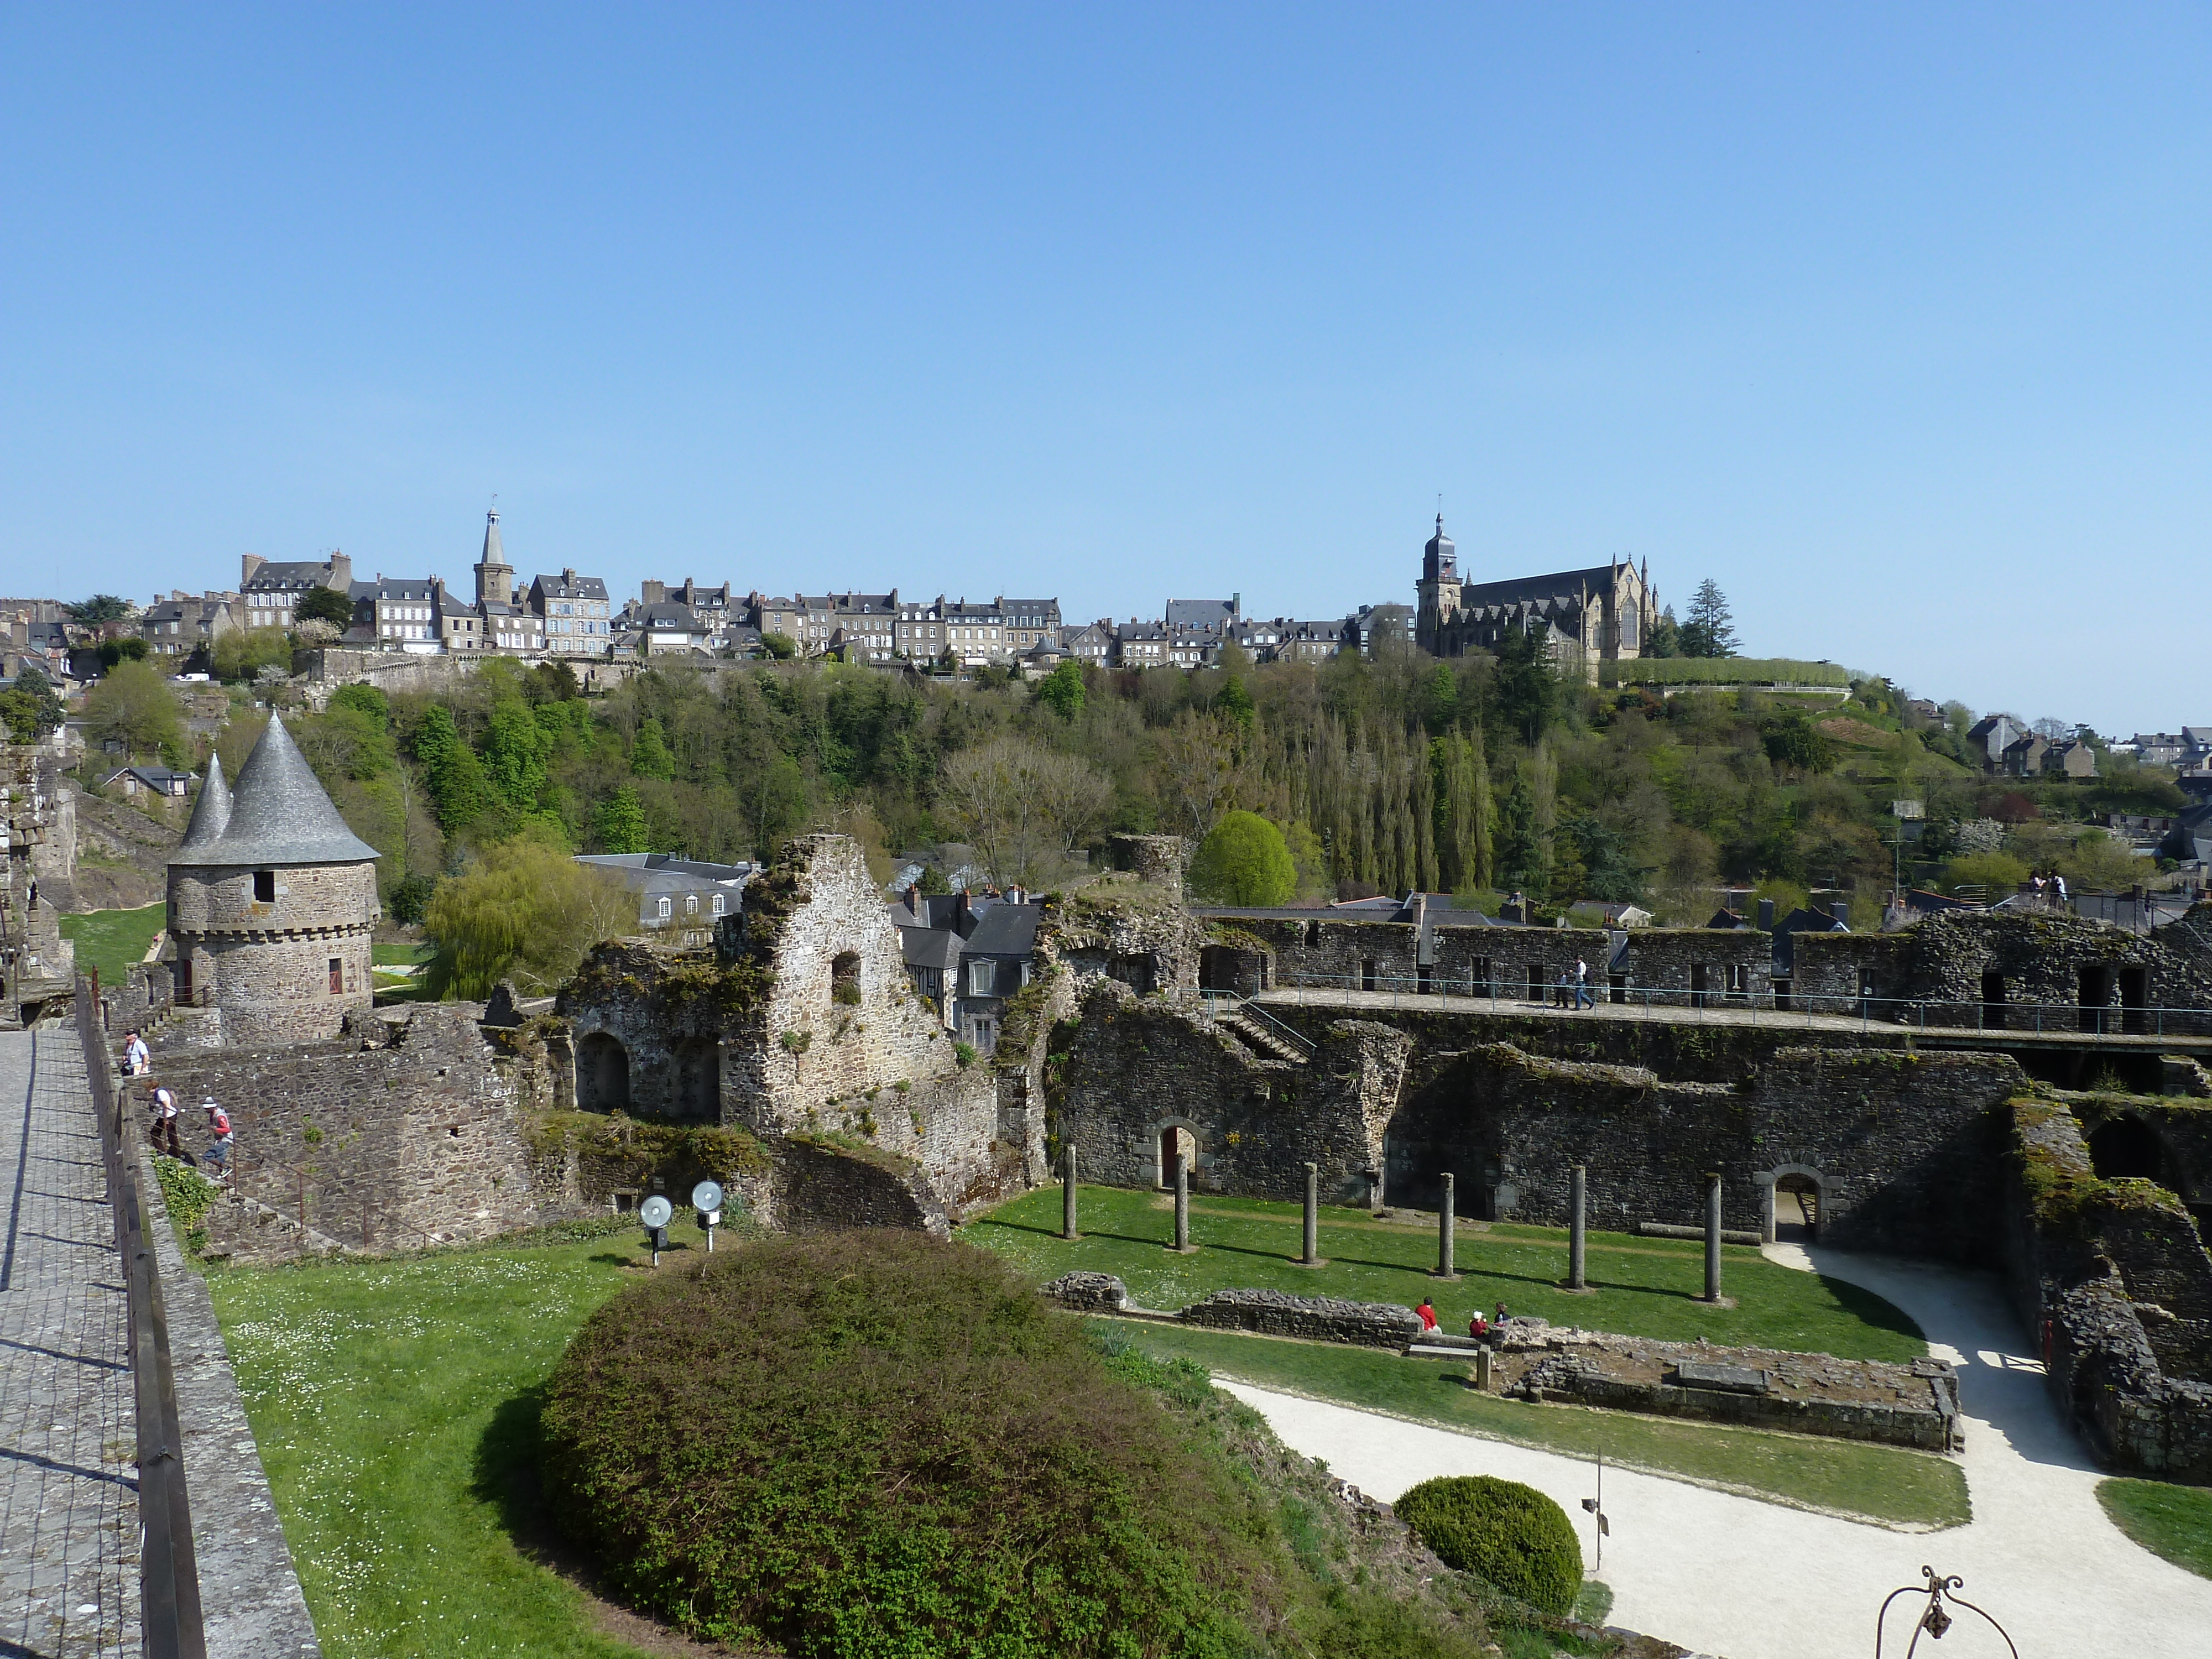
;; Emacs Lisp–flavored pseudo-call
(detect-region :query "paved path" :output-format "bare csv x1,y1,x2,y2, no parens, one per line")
0,1030,140,1658
1223,1244,2212,1658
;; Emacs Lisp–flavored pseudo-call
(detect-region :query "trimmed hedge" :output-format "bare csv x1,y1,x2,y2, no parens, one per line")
1600,656,1849,688
1394,1475,1582,1615
540,1233,1268,1656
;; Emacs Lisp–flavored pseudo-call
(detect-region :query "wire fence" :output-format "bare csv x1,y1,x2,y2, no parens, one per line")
1234,970,2212,1040
76,974,208,1659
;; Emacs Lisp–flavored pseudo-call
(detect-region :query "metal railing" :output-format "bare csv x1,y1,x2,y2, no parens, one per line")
76,975,207,1659
1253,969,2212,1041
1198,989,1318,1056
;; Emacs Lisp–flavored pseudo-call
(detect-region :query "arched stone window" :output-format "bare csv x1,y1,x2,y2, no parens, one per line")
577,1032,632,1112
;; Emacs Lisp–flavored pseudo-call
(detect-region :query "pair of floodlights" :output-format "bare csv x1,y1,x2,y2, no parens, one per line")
638,1180,725,1265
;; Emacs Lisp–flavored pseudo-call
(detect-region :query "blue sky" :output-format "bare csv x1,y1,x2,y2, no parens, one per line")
2,6,2205,732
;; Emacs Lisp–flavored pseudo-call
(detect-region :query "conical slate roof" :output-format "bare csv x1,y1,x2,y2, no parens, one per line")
171,751,232,861
169,714,381,868
481,507,507,570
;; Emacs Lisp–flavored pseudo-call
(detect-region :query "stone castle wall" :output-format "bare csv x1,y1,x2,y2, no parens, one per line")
151,1003,550,1257
169,860,378,1044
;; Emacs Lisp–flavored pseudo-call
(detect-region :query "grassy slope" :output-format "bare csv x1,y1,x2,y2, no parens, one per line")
1110,1322,1968,1530
206,1225,666,1659
2098,1478,2212,1580
969,1187,1928,1363
58,901,166,984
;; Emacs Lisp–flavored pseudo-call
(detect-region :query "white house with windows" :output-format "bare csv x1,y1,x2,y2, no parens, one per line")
531,568,613,656
350,576,446,654
574,853,756,946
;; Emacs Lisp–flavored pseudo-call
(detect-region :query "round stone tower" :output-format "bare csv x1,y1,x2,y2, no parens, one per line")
166,714,382,1045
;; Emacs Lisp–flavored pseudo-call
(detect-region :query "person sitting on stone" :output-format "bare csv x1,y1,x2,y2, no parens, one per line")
1495,1301,1509,1326
1469,1311,1490,1339
1416,1298,1439,1333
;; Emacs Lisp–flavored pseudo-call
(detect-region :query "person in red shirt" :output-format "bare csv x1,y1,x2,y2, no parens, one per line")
202,1100,233,1181
1416,1298,1439,1333
1469,1311,1490,1340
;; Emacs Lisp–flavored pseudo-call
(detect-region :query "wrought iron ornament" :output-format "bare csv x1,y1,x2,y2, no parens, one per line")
1875,1567,2017,1657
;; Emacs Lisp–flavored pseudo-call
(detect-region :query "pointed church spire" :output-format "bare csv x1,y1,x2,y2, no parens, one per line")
482,507,505,568
476,506,513,608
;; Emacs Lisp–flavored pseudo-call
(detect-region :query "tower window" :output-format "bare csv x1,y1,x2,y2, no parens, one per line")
328,957,343,994
254,870,276,902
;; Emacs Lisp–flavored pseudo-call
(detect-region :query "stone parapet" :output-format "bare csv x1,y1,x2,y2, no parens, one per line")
1176,1287,1425,1349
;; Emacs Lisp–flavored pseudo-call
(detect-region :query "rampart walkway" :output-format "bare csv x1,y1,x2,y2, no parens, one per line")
0,1030,139,1658
1252,984,2212,1053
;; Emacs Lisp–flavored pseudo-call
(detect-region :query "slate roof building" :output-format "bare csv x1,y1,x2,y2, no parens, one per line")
241,552,353,630
575,853,755,945
1415,516,1660,684
530,568,613,655
886,887,1044,1053
165,716,382,1044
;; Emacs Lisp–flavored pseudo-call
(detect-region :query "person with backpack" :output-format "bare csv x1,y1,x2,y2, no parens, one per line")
202,1100,233,1182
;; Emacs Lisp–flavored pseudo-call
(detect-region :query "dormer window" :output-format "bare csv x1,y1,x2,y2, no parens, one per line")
685,895,699,916
656,896,672,920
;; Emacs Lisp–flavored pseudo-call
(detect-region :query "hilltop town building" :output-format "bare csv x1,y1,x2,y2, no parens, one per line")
1414,516,1659,682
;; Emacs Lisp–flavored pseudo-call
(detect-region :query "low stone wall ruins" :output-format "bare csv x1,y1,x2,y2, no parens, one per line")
1176,1287,1426,1349
1494,1327,1961,1452
2005,1099,2212,1484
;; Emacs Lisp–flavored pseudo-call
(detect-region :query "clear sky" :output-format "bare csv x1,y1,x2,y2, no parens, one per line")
2,6,2205,732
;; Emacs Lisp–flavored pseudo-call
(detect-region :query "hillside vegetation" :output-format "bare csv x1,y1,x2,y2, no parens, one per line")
156,632,2179,976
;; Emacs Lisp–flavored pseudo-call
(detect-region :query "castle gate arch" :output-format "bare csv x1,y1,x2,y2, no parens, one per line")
1753,1162,1832,1244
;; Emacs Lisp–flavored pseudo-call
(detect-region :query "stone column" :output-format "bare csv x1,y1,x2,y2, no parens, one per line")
1300,1162,1321,1265
1474,1346,1493,1391
1436,1172,1459,1280
1703,1172,1723,1303
1061,1143,1078,1240
1172,1152,1193,1253
1568,1165,1587,1291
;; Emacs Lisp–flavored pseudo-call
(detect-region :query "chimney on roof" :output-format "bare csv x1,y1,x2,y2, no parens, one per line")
955,888,972,935
905,884,921,916
242,554,264,586
329,552,353,591
563,567,577,585
1830,900,1850,925
1756,898,1775,930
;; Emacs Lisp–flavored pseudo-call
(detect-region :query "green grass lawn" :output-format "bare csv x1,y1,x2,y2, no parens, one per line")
205,1223,672,1659
969,1186,1927,1362
1106,1321,1968,1530
371,940,431,967
2098,1478,2212,1579
58,901,166,985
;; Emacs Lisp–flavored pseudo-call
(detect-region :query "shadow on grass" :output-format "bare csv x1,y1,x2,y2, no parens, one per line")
1817,1272,1926,1341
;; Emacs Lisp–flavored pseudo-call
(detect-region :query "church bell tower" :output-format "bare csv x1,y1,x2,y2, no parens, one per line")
1416,514,1460,655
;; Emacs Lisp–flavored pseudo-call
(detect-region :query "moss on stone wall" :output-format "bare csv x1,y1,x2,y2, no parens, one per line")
528,1109,769,1200
2011,1098,2193,1235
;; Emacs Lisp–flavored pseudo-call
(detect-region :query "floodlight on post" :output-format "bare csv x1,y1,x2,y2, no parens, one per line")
639,1193,673,1265
692,1180,724,1253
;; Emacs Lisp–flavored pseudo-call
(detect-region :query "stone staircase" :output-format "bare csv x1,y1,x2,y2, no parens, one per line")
1208,1002,1313,1066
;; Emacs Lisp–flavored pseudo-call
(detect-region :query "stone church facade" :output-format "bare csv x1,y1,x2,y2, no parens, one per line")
1413,515,1660,683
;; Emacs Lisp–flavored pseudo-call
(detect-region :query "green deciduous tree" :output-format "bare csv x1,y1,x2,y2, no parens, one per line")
0,669,66,742
295,585,356,627
1430,731,1494,893
212,625,293,683
82,659,184,763
1032,660,1086,722
1188,810,1296,905
422,832,635,999
595,786,649,854
410,704,498,834
630,716,676,779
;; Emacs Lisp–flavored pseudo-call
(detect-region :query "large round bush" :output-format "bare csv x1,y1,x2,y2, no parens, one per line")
1189,811,1296,906
1392,1475,1582,1615
540,1232,1259,1657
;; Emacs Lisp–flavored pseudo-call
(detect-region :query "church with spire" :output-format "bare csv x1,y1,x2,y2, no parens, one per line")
1413,515,1660,683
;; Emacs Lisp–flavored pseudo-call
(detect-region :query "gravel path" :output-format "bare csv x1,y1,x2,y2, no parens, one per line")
1220,1243,2212,1658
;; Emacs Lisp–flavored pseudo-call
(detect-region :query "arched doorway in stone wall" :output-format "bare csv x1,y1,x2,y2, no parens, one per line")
1151,1120,1199,1188
578,1032,631,1113
1754,1162,1829,1245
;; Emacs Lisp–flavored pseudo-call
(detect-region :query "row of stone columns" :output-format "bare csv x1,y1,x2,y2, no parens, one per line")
1058,1147,1728,1303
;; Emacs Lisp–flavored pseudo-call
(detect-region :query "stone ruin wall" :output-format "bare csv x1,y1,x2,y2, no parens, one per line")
2004,1100,2212,1484
150,1002,550,1260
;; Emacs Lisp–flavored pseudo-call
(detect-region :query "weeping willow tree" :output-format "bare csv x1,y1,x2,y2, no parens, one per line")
422,833,636,1000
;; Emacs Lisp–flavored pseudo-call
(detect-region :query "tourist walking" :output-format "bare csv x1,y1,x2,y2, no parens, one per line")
148,1084,181,1156
1574,957,1594,1009
122,1030,149,1077
201,1100,233,1183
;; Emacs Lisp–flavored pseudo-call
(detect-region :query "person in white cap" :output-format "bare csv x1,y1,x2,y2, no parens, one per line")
201,1099,233,1181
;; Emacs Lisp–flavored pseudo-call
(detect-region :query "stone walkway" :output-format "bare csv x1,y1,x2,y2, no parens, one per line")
1222,1244,2212,1658
0,1030,140,1659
